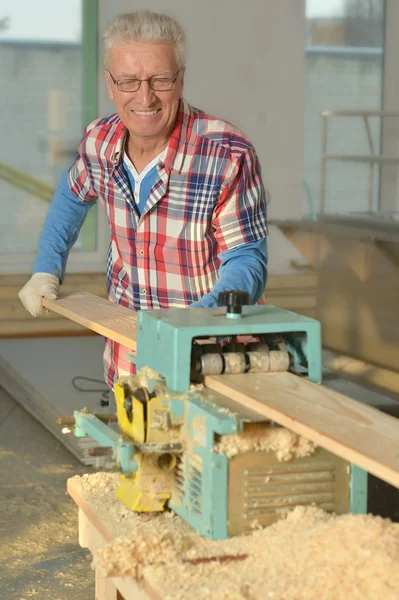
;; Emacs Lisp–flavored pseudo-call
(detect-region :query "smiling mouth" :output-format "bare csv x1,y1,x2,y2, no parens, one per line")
132,109,161,116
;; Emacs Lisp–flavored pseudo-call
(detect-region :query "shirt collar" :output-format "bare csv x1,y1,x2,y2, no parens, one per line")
161,99,196,173
109,99,196,173
110,123,128,167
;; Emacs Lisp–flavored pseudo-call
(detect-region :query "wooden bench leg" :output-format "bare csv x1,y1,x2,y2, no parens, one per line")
77,507,128,599
96,569,124,600
79,508,89,548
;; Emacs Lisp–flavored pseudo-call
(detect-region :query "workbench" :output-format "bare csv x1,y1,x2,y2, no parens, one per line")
68,476,160,600
68,470,399,600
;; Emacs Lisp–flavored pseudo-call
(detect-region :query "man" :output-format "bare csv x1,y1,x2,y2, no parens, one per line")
19,11,268,388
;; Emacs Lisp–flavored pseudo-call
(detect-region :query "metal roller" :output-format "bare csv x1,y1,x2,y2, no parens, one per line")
197,349,291,376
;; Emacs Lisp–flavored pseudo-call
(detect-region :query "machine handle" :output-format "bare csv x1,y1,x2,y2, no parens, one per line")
218,290,250,316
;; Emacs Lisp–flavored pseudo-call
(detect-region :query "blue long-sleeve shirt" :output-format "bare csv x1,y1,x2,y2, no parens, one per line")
33,167,268,303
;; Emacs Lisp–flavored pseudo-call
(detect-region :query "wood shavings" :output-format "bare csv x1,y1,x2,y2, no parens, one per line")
135,366,163,389
96,529,195,579
119,366,163,394
69,473,169,538
69,472,197,565
189,382,204,392
72,473,399,600
214,422,316,461
144,506,399,600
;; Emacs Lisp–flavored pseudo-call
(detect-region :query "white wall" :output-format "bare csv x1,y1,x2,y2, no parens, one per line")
98,0,307,273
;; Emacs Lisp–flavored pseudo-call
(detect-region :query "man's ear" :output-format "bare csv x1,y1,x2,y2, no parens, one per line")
180,67,185,89
104,70,115,101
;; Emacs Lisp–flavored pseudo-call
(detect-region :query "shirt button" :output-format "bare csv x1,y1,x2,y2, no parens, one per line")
139,250,145,255
141,289,147,295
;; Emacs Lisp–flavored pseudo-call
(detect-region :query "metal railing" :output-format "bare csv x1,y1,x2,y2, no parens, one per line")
0,161,55,203
320,110,399,214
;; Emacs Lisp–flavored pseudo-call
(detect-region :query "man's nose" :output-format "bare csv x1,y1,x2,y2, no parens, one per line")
135,80,156,105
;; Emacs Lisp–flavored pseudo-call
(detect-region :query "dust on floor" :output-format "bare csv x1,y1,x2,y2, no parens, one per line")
0,387,94,600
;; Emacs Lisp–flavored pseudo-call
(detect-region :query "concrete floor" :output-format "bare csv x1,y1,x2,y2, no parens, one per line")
0,386,94,600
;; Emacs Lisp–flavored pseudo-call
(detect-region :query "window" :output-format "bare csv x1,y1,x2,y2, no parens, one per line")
304,0,385,216
0,0,107,274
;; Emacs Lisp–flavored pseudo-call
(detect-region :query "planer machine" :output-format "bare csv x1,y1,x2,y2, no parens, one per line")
62,291,367,540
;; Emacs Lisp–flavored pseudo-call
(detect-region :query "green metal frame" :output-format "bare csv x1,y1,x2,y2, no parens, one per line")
80,0,99,249
136,304,323,393
74,302,368,538
350,465,368,514
74,410,138,475
167,394,242,540
82,0,98,127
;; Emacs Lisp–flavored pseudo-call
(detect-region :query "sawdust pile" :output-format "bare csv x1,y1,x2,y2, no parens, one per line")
96,527,194,579
144,506,399,600
69,472,188,539
214,422,317,461
71,473,399,600
70,472,197,570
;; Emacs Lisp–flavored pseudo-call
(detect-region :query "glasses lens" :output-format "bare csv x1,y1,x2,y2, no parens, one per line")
119,79,140,92
150,78,173,91
116,74,177,92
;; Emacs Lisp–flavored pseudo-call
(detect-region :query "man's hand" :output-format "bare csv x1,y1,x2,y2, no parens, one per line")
18,273,60,317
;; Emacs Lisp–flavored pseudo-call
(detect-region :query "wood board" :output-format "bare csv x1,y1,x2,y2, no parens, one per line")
42,291,137,351
0,353,84,461
0,272,107,338
2,271,315,338
0,336,108,465
205,372,399,490
42,291,399,489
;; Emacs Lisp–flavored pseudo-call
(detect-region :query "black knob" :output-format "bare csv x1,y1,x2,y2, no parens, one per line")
218,290,250,315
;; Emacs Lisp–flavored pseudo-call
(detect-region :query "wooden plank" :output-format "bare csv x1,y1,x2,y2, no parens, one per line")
0,354,84,461
41,284,316,350
0,337,107,465
0,272,107,338
2,272,314,339
42,291,137,351
205,372,399,489
0,300,73,320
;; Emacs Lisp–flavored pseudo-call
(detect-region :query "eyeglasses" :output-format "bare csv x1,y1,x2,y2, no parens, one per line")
105,68,182,92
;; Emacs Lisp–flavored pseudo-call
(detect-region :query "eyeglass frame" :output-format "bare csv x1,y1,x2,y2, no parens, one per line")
105,68,182,93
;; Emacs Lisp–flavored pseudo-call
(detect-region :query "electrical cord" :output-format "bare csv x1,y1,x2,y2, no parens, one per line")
71,376,110,406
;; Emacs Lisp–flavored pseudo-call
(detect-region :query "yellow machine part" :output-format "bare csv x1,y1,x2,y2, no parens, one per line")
114,381,179,512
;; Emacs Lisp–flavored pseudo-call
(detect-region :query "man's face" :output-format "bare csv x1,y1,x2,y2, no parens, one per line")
104,43,184,144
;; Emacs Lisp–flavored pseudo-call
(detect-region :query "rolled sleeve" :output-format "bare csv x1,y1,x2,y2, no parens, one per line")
212,148,268,252
68,123,99,203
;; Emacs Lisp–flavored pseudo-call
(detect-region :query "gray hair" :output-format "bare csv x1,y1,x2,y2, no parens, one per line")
103,11,186,69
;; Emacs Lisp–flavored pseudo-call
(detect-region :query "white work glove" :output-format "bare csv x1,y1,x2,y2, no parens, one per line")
18,272,60,317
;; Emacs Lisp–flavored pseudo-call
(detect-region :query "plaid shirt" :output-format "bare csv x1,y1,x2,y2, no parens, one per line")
68,99,268,387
